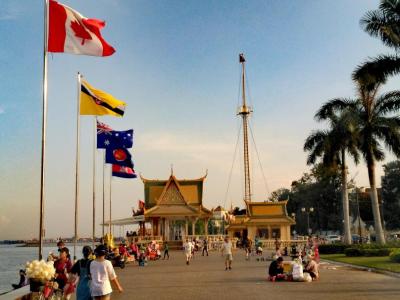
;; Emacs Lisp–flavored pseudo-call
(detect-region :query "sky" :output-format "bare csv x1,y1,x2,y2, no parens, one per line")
0,0,398,240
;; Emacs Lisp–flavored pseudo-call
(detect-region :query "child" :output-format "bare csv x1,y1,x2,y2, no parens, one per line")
90,245,123,299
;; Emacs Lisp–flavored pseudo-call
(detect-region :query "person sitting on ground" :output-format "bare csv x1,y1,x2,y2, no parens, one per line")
268,257,285,281
304,254,319,281
12,269,28,289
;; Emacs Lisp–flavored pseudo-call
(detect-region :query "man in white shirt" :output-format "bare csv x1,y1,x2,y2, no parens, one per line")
183,238,193,265
221,237,233,270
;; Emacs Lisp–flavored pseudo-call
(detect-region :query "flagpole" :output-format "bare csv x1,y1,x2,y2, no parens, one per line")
39,0,49,260
109,167,112,236
102,151,105,239
74,72,82,260
92,117,97,249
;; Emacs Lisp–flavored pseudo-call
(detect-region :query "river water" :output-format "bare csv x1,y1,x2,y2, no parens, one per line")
0,244,84,294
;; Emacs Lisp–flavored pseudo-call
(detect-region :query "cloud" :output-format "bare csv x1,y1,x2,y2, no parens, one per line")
0,106,4,114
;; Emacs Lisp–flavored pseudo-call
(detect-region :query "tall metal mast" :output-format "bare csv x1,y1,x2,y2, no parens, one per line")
237,53,253,203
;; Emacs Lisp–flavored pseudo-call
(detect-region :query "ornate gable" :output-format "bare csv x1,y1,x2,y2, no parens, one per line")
158,180,187,205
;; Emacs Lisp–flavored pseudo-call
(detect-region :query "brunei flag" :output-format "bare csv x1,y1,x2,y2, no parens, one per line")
80,80,126,117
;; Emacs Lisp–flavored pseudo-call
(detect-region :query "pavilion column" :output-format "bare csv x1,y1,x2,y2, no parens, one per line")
268,225,272,239
157,218,161,236
165,219,169,240
185,218,189,238
151,219,154,236
192,218,197,236
204,218,208,236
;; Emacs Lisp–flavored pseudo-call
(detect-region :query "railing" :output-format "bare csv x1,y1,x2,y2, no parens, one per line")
183,235,237,250
257,239,307,249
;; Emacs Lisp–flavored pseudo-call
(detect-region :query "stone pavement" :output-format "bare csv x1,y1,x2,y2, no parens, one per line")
112,250,400,300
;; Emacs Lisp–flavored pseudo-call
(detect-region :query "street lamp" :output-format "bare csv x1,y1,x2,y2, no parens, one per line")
301,207,314,236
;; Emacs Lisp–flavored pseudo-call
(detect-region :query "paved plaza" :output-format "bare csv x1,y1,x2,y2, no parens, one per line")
112,250,400,300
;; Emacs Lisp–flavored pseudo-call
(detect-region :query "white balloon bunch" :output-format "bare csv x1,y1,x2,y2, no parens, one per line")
25,260,56,282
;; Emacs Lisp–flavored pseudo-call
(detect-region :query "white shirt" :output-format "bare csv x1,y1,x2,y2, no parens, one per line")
222,242,232,255
183,242,193,253
90,259,117,297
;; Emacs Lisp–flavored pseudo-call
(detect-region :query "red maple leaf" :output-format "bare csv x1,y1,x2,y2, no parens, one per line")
70,20,92,45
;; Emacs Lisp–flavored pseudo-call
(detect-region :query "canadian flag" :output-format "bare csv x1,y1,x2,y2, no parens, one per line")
48,0,115,57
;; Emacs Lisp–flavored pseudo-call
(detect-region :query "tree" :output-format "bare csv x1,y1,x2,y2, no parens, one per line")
317,86,400,244
287,165,343,235
381,160,400,229
304,109,359,244
354,0,400,88
269,188,290,202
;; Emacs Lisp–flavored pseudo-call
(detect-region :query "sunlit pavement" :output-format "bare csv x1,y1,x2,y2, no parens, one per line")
112,250,400,300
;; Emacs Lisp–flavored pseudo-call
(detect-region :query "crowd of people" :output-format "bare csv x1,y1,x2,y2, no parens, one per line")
12,235,322,298
267,236,320,282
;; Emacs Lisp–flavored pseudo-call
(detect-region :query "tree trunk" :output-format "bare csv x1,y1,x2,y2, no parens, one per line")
341,150,352,244
367,156,385,244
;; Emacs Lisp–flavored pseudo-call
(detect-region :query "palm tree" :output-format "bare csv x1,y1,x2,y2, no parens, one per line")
304,109,359,244
355,0,400,87
317,86,400,244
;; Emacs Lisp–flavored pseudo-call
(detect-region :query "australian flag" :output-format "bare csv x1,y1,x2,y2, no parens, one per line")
97,121,133,149
112,164,137,178
106,147,134,168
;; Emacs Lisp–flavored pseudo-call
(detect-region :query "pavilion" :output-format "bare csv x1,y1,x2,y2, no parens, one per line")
140,172,212,241
226,200,295,241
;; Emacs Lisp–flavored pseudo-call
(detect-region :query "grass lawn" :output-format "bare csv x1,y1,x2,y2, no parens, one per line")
321,254,400,273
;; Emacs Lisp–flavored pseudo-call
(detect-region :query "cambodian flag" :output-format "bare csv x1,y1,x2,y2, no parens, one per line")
112,165,137,179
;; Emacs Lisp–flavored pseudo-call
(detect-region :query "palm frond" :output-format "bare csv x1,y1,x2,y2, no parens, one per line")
361,1,400,48
352,55,400,90
314,98,356,121
374,90,400,115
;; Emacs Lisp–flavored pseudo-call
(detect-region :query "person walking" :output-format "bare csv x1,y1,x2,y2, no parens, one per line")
202,238,209,256
183,239,193,265
70,246,93,300
90,245,123,300
221,237,233,270
163,242,169,260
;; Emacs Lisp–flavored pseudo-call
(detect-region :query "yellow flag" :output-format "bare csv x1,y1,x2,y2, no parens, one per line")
80,80,126,117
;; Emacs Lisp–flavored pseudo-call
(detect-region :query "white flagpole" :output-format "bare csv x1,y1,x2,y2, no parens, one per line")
39,0,49,260
74,72,82,260
102,151,106,238
92,117,97,249
109,167,112,236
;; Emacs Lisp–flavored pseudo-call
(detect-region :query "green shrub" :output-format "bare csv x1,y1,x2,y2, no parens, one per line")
345,248,364,257
363,248,391,257
390,249,400,263
354,241,400,250
319,244,350,254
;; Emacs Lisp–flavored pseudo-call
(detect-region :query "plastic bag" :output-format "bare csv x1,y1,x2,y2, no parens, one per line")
303,272,312,282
